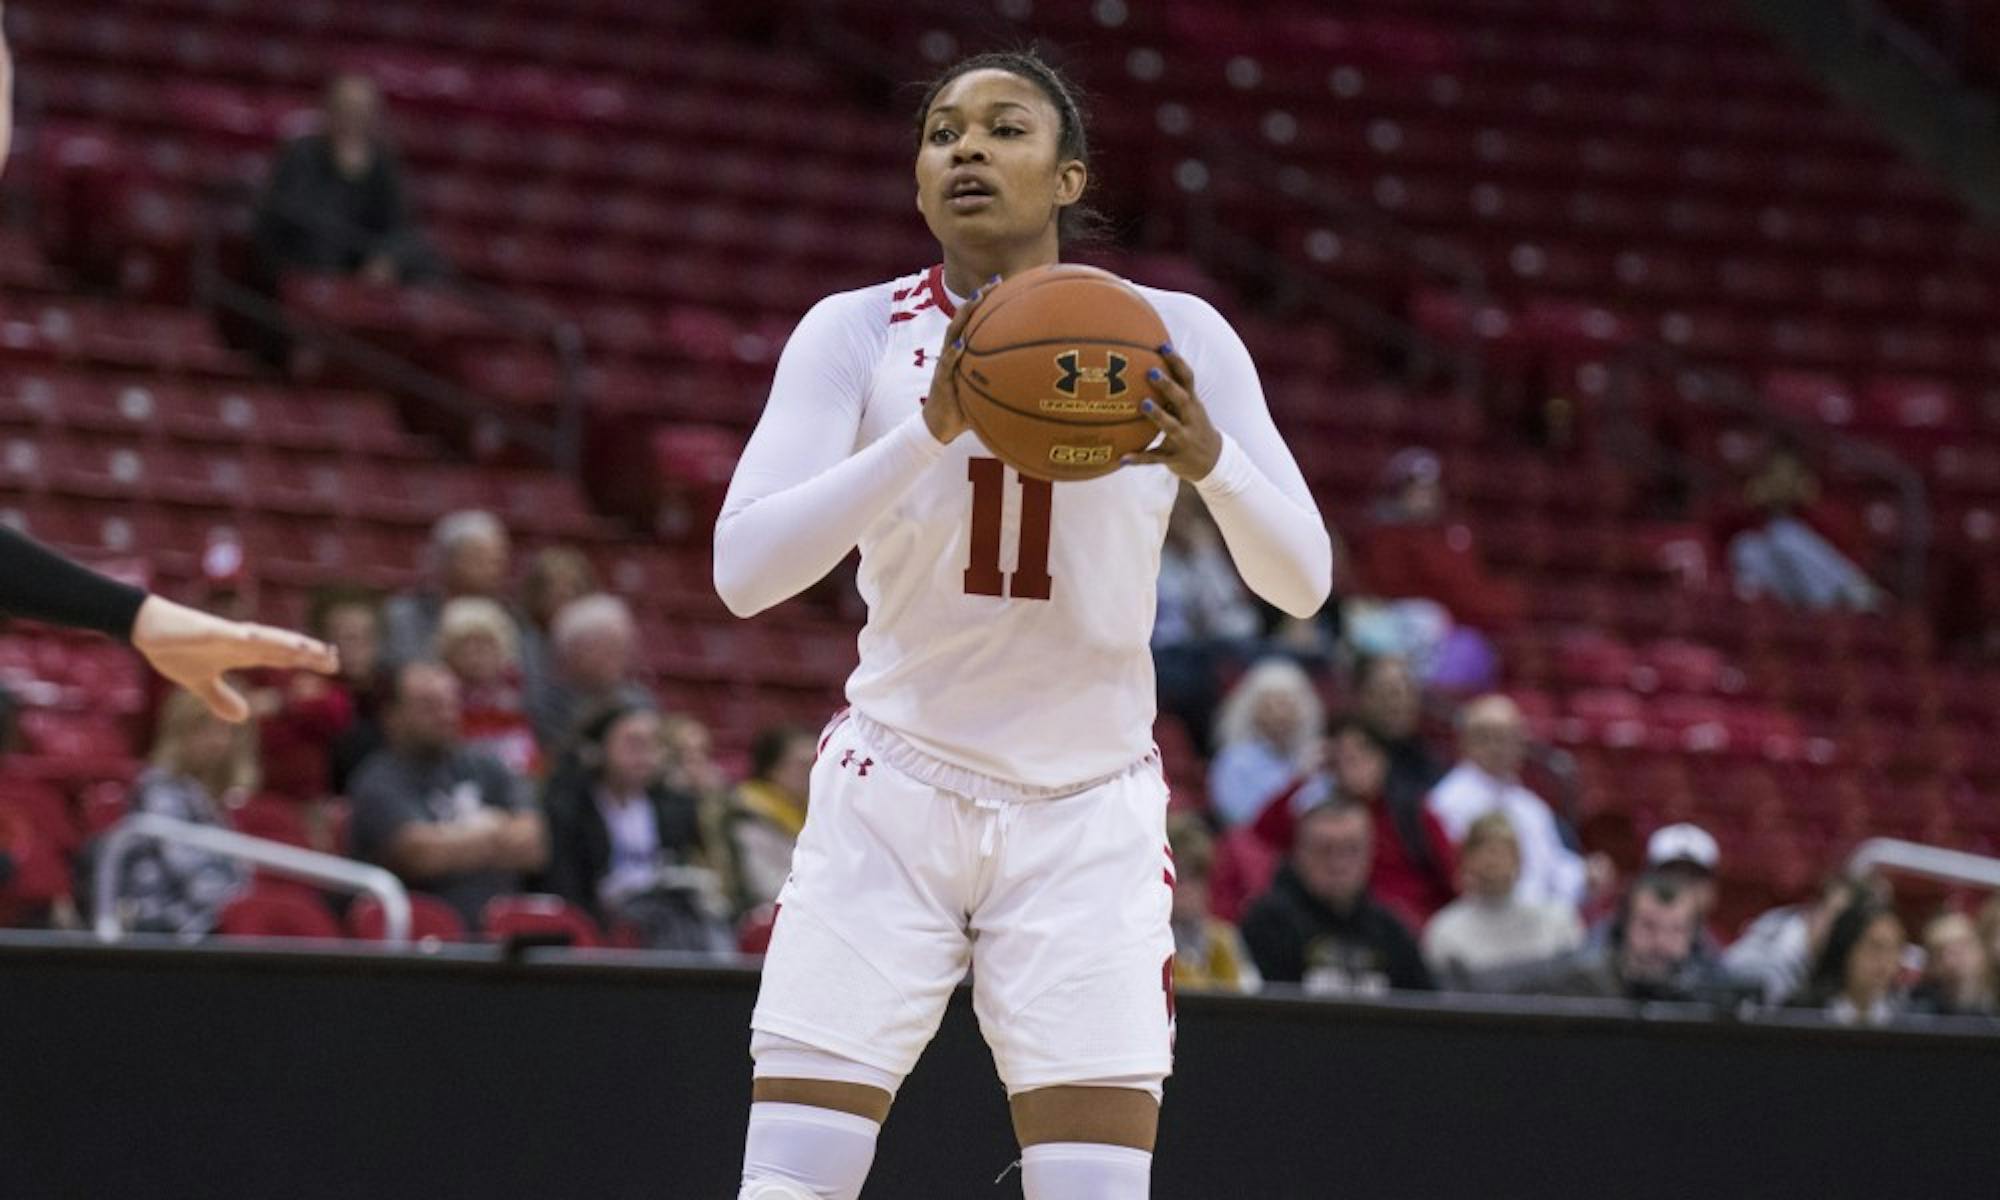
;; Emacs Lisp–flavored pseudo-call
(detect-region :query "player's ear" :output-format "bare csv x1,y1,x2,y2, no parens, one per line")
1054,158,1086,208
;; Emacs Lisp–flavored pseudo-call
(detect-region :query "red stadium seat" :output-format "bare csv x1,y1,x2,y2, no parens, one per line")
481,893,602,948
348,893,469,944
216,886,343,941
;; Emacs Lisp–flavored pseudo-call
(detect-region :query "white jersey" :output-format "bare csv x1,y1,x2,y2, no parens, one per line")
716,265,1331,791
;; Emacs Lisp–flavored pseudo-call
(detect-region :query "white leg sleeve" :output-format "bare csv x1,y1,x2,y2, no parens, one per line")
1020,1142,1153,1199
739,1102,880,1200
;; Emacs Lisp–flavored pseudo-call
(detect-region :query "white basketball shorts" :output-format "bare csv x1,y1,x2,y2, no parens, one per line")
750,711,1177,1097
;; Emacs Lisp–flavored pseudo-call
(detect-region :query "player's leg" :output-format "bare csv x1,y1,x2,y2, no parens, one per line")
971,768,1178,1200
739,718,977,1199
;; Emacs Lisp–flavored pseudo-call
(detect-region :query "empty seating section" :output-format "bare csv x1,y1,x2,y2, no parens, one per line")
0,0,1994,936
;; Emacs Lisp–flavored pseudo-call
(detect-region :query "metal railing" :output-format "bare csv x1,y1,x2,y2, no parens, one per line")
1848,837,2000,890
92,812,412,945
193,181,588,474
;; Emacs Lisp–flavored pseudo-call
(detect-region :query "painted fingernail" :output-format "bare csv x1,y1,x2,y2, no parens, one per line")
1141,399,1156,412
1158,343,1174,356
989,274,1002,284
1147,368,1163,381
953,337,964,350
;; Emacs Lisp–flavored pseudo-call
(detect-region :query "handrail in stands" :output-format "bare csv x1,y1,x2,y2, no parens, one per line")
191,181,588,475
92,812,412,946
1603,340,1932,599
1847,837,2000,890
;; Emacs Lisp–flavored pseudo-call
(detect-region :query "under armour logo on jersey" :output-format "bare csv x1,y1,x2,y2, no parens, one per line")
914,347,930,368
839,749,874,777
1053,349,1128,397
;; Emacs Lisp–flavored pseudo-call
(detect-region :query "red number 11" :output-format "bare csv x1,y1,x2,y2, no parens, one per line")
963,457,1053,600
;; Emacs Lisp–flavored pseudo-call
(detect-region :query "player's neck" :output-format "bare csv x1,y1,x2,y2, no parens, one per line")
940,237,1059,298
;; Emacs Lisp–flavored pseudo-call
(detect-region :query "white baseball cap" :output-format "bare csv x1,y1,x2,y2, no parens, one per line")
1646,823,1719,873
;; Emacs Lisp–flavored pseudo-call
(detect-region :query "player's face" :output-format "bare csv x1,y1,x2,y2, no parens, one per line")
915,69,1085,253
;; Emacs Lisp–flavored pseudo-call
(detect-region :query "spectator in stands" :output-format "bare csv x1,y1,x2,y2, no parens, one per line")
436,597,540,778
1982,894,2000,974
0,687,15,890
116,692,257,937
1423,812,1583,983
1909,912,1997,1018
661,711,740,903
1257,717,1458,927
1167,813,1259,994
1240,797,1433,996
313,590,389,794
1723,445,1880,612
1724,874,1875,1006
252,73,441,285
383,511,519,669
540,704,730,951
348,662,547,929
1208,658,1323,828
727,723,815,914
1487,874,1749,1003
1352,654,1446,817
1642,823,1722,950
529,593,651,756
1155,489,1263,758
518,547,598,709
1351,447,1523,635
1794,895,1908,1026
1427,694,1589,911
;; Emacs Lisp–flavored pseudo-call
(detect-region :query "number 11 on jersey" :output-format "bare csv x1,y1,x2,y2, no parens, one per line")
963,457,1053,601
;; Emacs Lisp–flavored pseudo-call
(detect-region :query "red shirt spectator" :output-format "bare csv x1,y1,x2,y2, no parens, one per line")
1353,448,1523,632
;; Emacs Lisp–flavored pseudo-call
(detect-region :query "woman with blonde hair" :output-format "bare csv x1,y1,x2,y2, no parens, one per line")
1207,657,1324,828
436,596,539,776
114,691,261,936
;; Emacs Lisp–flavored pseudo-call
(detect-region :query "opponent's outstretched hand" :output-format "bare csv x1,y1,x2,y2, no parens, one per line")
131,595,339,723
1123,346,1223,481
921,274,1002,446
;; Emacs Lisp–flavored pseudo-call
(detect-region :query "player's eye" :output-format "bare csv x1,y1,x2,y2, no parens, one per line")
928,126,958,144
992,125,1024,137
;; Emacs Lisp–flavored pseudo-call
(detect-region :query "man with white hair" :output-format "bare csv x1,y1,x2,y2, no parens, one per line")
382,510,519,669
1426,694,1588,911
530,592,653,754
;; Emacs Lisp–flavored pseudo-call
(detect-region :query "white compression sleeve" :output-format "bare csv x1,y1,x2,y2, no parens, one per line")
1020,1142,1153,1200
713,288,947,618
1161,295,1334,619
740,1102,881,1200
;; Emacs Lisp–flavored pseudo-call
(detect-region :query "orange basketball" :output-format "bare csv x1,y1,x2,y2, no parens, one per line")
953,264,1170,482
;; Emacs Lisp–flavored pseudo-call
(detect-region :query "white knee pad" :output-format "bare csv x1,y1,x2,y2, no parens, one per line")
751,1030,906,1100
741,1102,880,1200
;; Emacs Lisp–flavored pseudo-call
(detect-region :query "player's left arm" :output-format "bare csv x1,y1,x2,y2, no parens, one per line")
1126,302,1334,618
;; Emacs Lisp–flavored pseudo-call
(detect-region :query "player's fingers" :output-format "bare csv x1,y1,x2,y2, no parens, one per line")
1139,397,1186,438
192,675,252,724
1122,450,1173,466
944,274,1003,352
233,623,340,673
1159,346,1197,392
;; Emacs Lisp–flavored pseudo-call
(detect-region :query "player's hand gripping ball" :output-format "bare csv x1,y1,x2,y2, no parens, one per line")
935,265,1217,483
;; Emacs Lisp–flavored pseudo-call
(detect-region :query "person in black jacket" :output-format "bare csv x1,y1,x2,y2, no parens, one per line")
540,703,729,949
253,74,442,284
1241,796,1433,995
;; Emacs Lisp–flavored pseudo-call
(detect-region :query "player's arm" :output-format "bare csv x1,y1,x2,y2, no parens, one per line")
713,284,991,618
0,526,337,721
1126,305,1334,619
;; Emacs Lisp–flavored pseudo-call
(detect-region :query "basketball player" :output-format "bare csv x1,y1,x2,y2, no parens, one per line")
0,15,338,711
715,52,1332,1199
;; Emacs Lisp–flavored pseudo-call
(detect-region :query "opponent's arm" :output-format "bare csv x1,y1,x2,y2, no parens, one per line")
714,284,992,618
1126,310,1334,619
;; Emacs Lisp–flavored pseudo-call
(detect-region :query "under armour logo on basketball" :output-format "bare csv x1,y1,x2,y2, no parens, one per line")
1052,349,1128,398
839,749,874,777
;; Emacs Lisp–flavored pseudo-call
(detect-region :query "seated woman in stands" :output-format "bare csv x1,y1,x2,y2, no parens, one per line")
112,692,259,937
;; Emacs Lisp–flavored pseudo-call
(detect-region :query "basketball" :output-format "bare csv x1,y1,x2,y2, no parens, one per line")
953,264,1171,482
